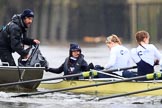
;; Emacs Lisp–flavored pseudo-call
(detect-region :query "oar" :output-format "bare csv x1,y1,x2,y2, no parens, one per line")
11,72,162,97
103,66,137,73
0,71,97,87
97,85,162,101
0,73,79,87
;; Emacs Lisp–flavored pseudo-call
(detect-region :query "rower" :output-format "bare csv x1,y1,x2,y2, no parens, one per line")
95,34,137,78
131,30,161,77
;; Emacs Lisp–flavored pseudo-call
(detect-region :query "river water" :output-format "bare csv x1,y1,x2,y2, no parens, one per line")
0,44,162,108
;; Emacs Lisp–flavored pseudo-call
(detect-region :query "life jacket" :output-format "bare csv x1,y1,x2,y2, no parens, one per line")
63,55,84,80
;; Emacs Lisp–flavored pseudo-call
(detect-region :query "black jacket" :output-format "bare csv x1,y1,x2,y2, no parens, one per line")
47,54,94,80
0,14,35,57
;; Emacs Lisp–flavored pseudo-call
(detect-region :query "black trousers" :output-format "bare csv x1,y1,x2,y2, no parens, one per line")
0,51,16,66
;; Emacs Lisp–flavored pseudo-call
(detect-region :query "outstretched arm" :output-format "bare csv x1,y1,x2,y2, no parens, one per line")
46,63,64,74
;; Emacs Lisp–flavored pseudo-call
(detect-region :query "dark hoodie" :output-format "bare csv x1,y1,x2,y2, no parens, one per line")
0,14,35,57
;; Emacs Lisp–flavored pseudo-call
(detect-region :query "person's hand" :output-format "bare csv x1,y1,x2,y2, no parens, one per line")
94,65,104,70
154,59,159,65
21,54,30,61
23,54,30,59
33,39,40,44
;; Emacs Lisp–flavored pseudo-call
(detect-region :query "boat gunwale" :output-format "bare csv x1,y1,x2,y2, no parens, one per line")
0,66,45,70
40,79,162,84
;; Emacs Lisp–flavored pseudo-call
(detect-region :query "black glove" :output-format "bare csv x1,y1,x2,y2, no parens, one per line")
88,63,94,69
94,65,104,70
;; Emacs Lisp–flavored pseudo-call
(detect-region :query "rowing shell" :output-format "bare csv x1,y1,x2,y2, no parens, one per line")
0,66,44,91
39,79,162,96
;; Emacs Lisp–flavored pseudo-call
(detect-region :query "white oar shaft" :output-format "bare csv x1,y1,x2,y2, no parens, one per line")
103,66,137,73
91,69,126,79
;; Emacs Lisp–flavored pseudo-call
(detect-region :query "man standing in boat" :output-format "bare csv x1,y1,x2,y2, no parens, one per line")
45,43,94,80
0,9,40,66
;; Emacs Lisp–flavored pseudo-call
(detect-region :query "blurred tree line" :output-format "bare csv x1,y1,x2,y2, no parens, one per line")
0,0,162,45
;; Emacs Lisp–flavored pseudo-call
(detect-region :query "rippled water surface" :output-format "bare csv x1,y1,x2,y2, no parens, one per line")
1,44,162,108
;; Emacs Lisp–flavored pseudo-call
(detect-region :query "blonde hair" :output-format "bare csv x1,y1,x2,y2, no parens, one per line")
135,30,150,44
106,34,122,45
